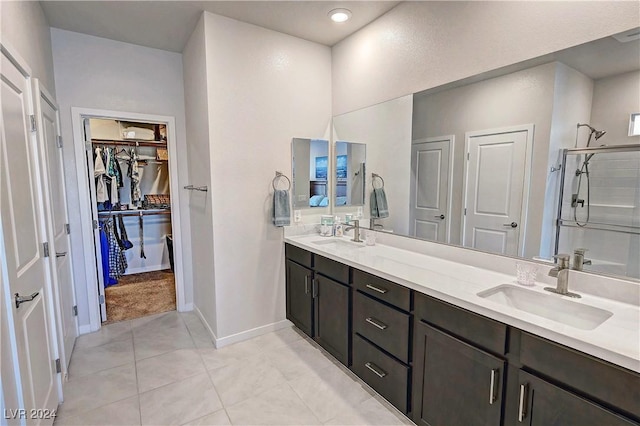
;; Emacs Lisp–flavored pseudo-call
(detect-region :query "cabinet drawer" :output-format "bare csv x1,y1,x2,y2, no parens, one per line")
415,292,506,355
352,334,409,413
285,243,312,268
315,255,350,284
353,291,410,363
353,269,410,311
520,333,640,419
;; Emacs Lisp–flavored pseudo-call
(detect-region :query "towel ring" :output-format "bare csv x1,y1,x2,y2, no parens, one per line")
272,171,291,191
372,173,385,189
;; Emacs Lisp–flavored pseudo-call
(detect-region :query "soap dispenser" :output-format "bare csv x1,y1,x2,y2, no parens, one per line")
334,216,344,237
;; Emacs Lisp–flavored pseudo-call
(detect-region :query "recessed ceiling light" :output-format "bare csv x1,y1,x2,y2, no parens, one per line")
328,8,352,23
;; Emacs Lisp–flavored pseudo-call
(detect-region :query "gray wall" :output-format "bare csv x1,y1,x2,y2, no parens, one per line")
591,70,640,146
51,28,192,328
413,63,557,257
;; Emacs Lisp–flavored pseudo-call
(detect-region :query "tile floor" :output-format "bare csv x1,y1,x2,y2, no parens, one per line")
54,311,414,425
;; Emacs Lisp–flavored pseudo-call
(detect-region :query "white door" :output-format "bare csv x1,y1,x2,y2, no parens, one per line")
34,81,78,371
463,127,531,256
410,137,452,242
1,49,59,423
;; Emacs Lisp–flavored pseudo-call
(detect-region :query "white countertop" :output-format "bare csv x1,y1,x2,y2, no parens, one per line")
285,234,640,373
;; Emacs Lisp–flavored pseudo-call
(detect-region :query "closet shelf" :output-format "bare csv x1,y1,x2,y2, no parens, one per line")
92,138,167,148
98,209,171,218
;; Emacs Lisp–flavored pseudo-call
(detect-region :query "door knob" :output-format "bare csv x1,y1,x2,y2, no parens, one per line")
15,292,39,309
503,222,518,228
434,214,445,220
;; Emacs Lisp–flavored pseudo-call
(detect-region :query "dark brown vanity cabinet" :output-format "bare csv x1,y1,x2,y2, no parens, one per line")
285,259,314,336
412,294,506,426
285,244,350,366
516,370,637,426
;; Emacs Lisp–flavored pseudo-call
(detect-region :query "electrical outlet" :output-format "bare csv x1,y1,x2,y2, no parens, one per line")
356,206,363,218
294,210,302,223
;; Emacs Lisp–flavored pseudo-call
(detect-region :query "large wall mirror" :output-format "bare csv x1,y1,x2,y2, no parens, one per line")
332,31,640,281
292,138,330,209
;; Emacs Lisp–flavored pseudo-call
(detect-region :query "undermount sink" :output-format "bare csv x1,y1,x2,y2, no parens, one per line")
477,284,613,331
311,239,365,249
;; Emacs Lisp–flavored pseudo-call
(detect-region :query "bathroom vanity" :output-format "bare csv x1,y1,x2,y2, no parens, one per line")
284,235,640,426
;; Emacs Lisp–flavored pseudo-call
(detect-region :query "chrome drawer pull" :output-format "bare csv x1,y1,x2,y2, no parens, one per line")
365,317,388,330
518,383,528,422
365,284,388,294
304,276,310,294
365,362,387,378
489,369,498,404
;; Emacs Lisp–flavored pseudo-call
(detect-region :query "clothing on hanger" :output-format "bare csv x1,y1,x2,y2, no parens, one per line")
138,213,146,259
94,148,108,203
128,148,142,207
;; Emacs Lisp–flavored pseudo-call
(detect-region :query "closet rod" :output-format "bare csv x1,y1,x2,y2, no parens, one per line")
97,209,171,218
92,138,167,148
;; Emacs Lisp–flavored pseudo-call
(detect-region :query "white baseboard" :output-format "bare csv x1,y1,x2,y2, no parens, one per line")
78,324,92,335
179,302,193,312
193,305,218,346
123,264,171,275
215,319,293,349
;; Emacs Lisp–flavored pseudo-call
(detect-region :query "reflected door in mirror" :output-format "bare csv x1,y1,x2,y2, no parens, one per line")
463,127,531,256
410,137,452,243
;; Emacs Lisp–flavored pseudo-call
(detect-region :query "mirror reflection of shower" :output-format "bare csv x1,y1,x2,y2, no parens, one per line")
573,123,607,226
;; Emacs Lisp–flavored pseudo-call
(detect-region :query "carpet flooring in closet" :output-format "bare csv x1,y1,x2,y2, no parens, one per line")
104,270,176,324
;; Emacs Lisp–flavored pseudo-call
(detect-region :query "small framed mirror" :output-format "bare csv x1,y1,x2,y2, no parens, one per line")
335,141,366,207
292,138,330,209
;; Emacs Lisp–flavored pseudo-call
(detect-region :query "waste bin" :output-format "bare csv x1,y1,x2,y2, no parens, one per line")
166,235,174,272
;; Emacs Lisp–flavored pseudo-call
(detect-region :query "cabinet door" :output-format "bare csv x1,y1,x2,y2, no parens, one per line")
286,259,313,337
314,274,350,365
516,370,637,426
412,321,504,426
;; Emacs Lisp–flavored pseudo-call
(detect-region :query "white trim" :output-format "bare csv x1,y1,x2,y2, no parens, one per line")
462,124,535,257
215,320,293,349
411,135,455,243
78,324,92,335
193,305,217,346
181,302,194,312
70,107,187,332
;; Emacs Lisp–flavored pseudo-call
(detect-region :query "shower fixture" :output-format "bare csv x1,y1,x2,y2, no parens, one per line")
577,123,606,147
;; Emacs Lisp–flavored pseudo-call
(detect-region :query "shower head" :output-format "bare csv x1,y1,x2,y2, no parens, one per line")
577,123,606,147
594,130,606,140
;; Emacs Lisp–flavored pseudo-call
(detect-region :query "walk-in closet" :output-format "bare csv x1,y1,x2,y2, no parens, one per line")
88,118,176,323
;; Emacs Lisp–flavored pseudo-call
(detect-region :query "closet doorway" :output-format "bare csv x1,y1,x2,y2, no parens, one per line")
72,109,186,329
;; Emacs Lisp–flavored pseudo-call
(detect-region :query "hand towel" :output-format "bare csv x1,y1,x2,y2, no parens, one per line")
273,189,291,227
370,188,389,218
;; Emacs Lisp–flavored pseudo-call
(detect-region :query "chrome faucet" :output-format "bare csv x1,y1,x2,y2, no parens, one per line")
369,218,383,230
544,254,581,298
345,219,363,243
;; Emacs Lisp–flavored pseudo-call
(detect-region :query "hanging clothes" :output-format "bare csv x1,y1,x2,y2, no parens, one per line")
104,219,127,279
118,215,133,250
128,148,142,207
99,225,117,287
105,148,119,204
94,148,108,203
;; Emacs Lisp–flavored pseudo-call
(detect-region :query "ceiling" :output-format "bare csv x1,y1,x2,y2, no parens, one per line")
40,1,400,52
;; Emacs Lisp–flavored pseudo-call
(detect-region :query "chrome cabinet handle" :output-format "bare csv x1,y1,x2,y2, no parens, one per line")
518,383,528,422
434,214,445,220
312,279,318,298
489,369,498,404
15,292,39,309
503,222,518,228
56,252,67,258
365,317,388,330
365,362,387,378
304,276,310,295
365,284,388,294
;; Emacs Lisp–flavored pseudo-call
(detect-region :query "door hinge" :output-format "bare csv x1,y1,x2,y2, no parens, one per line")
72,305,78,316
65,223,71,234
467,152,470,160
99,294,105,304
57,135,63,148
29,115,37,132
464,208,467,216
55,358,61,374
43,242,50,258
93,220,98,230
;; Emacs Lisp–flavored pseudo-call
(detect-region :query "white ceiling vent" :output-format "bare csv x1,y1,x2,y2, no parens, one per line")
612,27,640,43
